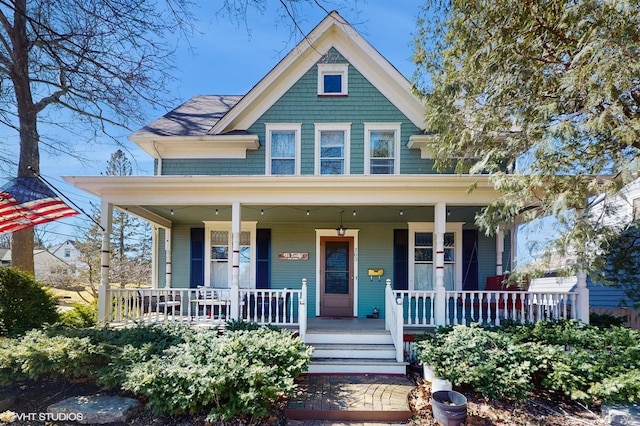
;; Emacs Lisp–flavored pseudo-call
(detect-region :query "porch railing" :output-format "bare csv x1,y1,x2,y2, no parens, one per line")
445,290,577,326
394,288,578,328
384,280,404,362
103,285,306,335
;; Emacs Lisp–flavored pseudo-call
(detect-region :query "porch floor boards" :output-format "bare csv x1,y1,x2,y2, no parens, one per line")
285,374,414,423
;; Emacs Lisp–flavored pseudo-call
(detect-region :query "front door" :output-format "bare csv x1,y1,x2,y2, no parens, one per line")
320,237,354,317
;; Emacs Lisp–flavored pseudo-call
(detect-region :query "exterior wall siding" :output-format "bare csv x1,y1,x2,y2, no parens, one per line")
156,228,167,288
167,219,492,317
169,224,193,289
159,47,439,177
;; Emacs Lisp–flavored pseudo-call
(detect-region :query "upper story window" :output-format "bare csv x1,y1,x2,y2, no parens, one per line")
315,123,351,175
64,248,71,258
364,123,401,174
317,63,348,96
265,123,301,175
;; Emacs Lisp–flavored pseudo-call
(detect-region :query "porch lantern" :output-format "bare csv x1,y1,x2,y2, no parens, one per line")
336,210,347,236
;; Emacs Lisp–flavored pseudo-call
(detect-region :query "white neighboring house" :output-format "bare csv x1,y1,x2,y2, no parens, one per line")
0,248,74,285
49,240,86,276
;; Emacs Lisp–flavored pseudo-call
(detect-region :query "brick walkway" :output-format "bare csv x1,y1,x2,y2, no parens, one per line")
285,375,414,424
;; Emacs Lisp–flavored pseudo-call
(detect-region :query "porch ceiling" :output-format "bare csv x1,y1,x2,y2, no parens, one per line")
64,174,499,206
121,204,486,226
64,174,500,226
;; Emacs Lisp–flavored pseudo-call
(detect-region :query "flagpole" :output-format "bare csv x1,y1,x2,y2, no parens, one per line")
27,165,105,232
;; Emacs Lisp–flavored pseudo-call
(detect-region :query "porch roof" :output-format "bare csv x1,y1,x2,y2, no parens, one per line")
64,174,499,207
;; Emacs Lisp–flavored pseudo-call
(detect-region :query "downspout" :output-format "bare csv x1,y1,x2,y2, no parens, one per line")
153,141,162,175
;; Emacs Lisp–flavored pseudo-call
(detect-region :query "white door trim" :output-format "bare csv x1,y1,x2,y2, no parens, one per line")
315,228,359,317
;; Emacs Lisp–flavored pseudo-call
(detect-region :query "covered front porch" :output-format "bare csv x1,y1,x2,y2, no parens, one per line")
66,174,590,369
101,277,585,363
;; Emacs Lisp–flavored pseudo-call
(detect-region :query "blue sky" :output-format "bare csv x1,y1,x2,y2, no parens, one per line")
14,1,425,243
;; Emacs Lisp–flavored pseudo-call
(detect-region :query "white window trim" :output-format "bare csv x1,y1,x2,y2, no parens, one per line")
364,122,401,175
203,221,257,289
408,222,464,291
317,63,349,96
314,123,351,175
265,123,301,175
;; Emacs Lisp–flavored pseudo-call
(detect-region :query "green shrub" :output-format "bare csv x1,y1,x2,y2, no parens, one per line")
416,324,542,400
225,318,280,331
58,300,98,328
0,324,190,388
416,321,640,404
0,267,59,336
122,326,312,421
590,312,627,329
0,329,107,385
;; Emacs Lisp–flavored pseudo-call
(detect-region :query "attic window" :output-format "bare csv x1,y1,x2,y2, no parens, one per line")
317,63,348,96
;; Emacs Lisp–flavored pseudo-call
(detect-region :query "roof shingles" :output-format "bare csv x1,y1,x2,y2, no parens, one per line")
132,95,243,138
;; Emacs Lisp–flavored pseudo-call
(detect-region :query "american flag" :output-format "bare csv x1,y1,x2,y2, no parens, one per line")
0,177,78,233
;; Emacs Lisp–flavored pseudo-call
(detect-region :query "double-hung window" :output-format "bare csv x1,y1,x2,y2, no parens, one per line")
364,123,400,174
266,124,301,175
204,222,257,289
408,223,462,291
315,123,351,175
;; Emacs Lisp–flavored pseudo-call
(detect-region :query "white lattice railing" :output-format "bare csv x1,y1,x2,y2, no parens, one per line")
104,286,304,330
395,290,437,327
445,290,577,326
393,289,577,328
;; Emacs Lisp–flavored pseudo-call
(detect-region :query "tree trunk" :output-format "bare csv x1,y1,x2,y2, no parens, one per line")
10,0,39,274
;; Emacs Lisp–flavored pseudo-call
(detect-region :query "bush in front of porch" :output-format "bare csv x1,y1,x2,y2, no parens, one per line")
0,322,311,422
416,320,640,405
122,326,312,422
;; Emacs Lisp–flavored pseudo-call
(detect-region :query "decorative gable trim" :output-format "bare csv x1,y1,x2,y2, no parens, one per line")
132,134,260,159
209,11,425,135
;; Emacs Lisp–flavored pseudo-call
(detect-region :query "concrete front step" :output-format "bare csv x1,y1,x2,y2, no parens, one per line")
307,358,408,375
311,343,397,360
305,331,393,345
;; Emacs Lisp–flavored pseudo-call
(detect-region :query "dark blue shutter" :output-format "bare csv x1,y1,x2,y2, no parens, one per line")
393,229,408,290
256,229,271,289
462,229,479,290
190,228,205,288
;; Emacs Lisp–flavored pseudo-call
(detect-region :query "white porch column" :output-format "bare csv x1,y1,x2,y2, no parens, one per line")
151,226,158,288
496,228,504,276
299,278,308,341
434,202,447,326
164,228,172,289
575,270,590,324
230,202,241,320
98,201,113,325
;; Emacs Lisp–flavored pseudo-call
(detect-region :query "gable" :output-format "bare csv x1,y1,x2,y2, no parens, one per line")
210,11,425,134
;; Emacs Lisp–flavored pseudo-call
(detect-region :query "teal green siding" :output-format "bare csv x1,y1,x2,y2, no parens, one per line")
159,47,438,176
156,228,166,288
161,150,265,175
264,221,398,317
169,225,193,289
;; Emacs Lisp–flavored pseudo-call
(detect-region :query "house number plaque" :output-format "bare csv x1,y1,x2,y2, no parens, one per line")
278,252,308,260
